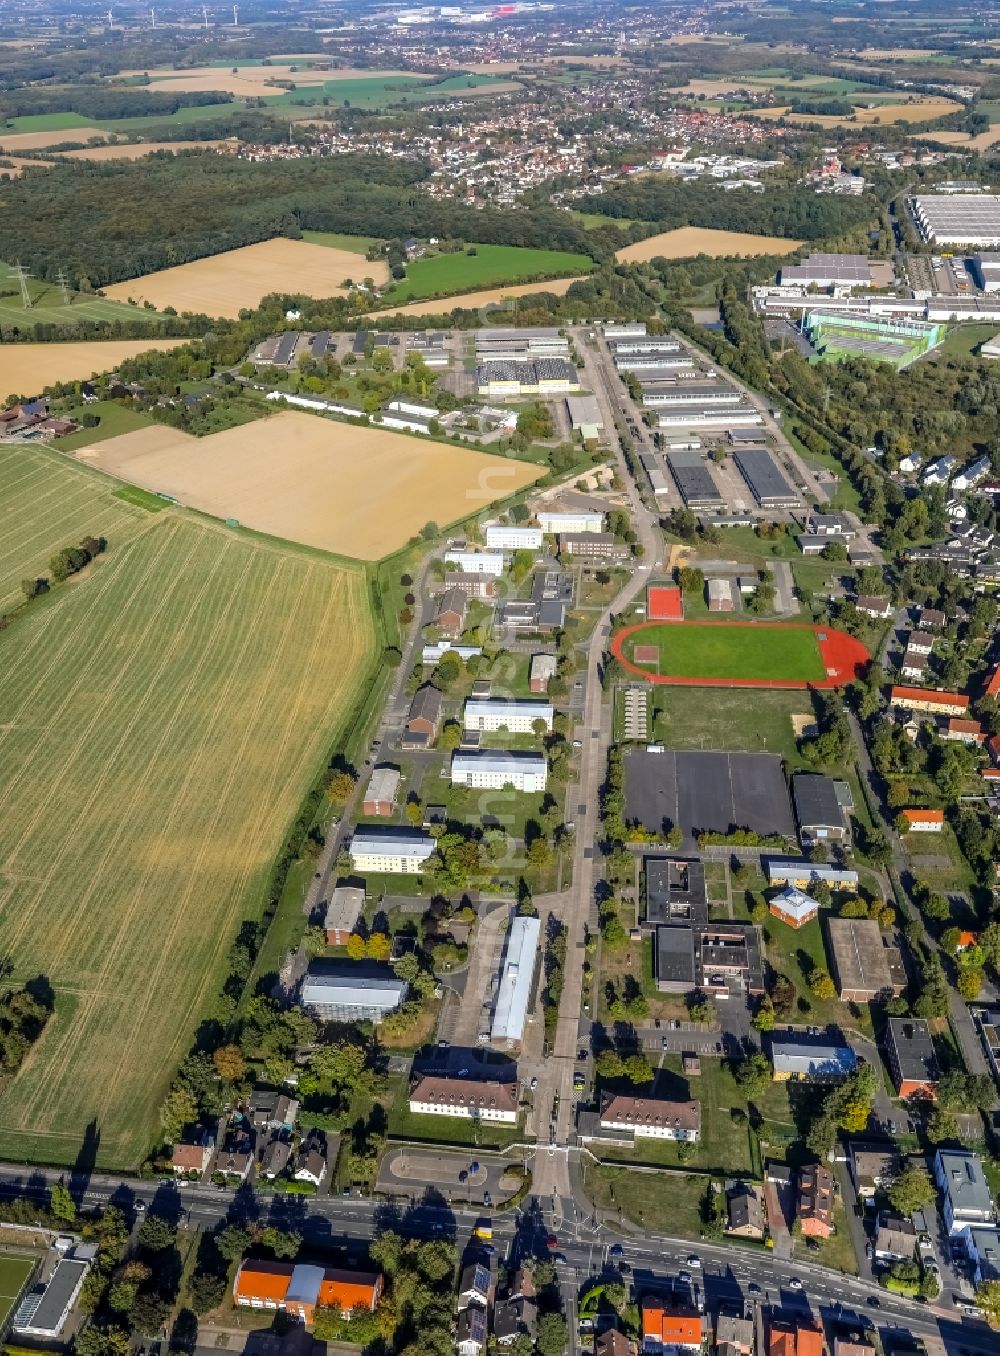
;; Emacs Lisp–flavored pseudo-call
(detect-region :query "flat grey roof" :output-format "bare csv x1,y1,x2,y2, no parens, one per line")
734,447,800,506
792,772,844,831
666,449,723,507
655,924,696,986
15,1258,87,1336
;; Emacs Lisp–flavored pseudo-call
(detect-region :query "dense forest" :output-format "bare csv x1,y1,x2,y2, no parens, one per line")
0,86,232,121
0,155,600,288
577,178,876,242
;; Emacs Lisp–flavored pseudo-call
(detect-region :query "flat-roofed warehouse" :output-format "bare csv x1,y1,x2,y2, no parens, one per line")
734,447,801,509
666,449,723,509
779,253,875,289
911,194,1000,246
972,253,1000,292
826,917,900,1002
566,394,603,433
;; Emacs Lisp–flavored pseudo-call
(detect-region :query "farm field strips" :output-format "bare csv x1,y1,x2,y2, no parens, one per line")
0,484,376,1167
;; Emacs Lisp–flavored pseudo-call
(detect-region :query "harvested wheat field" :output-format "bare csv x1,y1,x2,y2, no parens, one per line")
59,140,231,161
376,276,585,318
1,340,188,402
0,499,375,1167
750,97,960,127
0,127,113,152
103,239,389,319
80,410,543,559
131,64,429,97
919,126,1000,151
617,228,801,263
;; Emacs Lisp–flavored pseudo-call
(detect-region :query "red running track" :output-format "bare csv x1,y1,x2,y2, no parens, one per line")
610,618,871,690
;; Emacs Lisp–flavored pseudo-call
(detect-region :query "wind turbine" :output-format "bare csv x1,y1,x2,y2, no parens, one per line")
105,8,114,28
232,3,239,24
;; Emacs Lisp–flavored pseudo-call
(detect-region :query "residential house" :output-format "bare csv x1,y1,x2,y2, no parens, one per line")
600,1095,701,1142
363,766,400,817
900,648,929,681
494,1269,537,1347
642,1303,704,1355
529,653,558,693
325,886,364,946
405,686,443,743
458,1261,492,1310
434,587,468,639
726,1182,765,1239
292,1133,327,1188
408,1076,519,1123
595,1331,632,1356
218,1148,253,1182
889,686,970,717
874,1214,916,1263
906,631,934,655
798,1163,835,1239
250,1092,299,1134
259,1138,291,1180
768,1320,824,1356
900,809,944,833
456,1305,488,1356
933,1149,996,1236
885,1018,940,1098
442,573,497,600
855,595,892,619
715,1312,754,1355
833,1341,876,1356
849,1144,902,1205
463,698,553,734
171,1134,213,1177
944,717,986,745
918,607,946,630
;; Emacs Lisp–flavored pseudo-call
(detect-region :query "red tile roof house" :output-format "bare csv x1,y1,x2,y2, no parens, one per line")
171,1138,213,1177
798,1163,835,1239
641,1303,704,1355
899,809,944,833
233,1260,382,1325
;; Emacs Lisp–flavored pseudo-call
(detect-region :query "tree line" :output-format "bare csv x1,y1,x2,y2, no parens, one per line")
576,177,876,243
0,86,231,121
0,154,599,290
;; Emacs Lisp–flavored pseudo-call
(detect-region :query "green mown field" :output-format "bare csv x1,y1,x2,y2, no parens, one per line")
384,243,593,303
0,442,151,613
0,469,376,1167
0,1254,35,1330
623,622,825,682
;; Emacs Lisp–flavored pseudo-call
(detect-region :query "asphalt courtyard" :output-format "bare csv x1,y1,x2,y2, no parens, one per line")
377,1146,520,1206
624,748,795,848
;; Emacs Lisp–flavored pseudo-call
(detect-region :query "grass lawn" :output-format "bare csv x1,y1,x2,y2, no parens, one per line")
902,821,979,894
0,1254,35,1329
583,1162,708,1238
112,484,169,512
0,500,376,1168
301,230,381,254
386,1074,523,1149
384,243,593,303
55,400,157,450
568,211,635,230
761,911,870,1032
932,324,1000,359
795,1200,859,1274
650,686,812,763
621,621,825,683
599,936,689,1023
595,1055,792,1175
